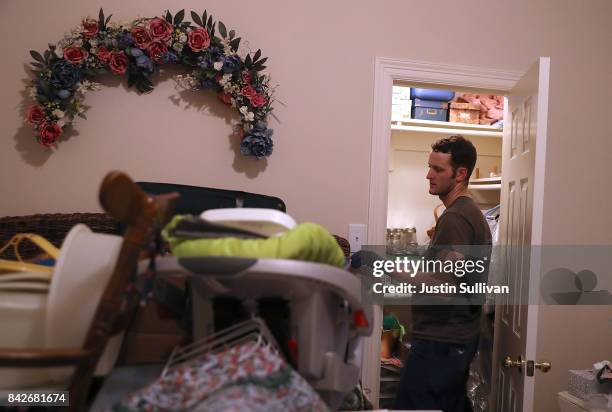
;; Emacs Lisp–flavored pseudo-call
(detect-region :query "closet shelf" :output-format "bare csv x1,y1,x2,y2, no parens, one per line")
391,118,503,138
471,177,501,184
468,183,501,191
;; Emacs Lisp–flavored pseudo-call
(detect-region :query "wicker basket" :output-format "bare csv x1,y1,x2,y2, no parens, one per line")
0,213,119,260
0,212,351,260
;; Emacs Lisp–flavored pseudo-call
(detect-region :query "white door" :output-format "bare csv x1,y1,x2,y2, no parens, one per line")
492,57,550,412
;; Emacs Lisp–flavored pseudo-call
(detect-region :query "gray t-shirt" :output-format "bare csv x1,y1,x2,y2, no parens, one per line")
411,195,492,343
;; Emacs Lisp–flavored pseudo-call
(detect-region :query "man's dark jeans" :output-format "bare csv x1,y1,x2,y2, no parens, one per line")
393,337,479,412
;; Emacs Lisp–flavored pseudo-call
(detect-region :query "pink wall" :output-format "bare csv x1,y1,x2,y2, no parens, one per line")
1,0,611,242
1,1,612,409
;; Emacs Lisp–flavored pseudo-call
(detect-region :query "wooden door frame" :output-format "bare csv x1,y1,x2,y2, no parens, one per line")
364,57,524,407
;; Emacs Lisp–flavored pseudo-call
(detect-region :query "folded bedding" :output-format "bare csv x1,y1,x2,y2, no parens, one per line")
162,215,345,268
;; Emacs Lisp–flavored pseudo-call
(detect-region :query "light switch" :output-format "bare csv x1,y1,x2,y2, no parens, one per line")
348,224,367,253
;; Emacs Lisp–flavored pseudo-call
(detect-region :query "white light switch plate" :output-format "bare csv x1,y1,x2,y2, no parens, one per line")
348,224,367,253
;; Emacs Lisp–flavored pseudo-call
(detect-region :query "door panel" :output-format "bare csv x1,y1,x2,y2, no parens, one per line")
491,58,550,412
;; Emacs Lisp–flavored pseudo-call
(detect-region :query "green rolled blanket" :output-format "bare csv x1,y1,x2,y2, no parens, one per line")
162,215,345,268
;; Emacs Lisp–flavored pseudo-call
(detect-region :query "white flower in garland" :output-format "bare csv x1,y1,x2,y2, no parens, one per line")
213,61,223,71
219,73,232,87
239,106,254,121
52,109,65,119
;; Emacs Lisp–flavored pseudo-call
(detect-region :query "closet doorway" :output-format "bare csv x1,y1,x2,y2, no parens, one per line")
363,57,550,412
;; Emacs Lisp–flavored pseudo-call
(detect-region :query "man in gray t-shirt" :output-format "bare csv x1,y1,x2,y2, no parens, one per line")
394,135,492,412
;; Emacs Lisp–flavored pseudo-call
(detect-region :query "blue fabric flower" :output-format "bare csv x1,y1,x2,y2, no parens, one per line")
57,89,71,99
130,48,144,57
197,46,223,70
222,55,241,74
50,60,82,91
200,78,216,89
240,126,274,158
118,32,134,49
164,51,178,63
135,54,154,73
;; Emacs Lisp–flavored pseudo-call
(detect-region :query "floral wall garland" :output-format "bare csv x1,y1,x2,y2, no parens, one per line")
24,9,275,158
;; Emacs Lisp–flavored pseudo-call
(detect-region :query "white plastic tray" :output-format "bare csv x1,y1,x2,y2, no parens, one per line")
200,208,297,237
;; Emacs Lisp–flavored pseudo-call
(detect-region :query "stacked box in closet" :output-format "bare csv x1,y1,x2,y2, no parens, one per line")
410,88,455,121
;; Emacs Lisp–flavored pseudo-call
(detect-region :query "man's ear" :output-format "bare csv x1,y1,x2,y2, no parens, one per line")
456,166,468,183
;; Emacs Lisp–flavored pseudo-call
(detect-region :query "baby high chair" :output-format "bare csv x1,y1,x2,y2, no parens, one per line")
147,209,374,410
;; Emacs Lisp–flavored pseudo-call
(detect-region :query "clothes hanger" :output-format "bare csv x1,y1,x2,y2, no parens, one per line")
162,317,279,376
0,233,59,277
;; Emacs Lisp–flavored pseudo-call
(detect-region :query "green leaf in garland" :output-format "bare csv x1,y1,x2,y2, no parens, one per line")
105,14,113,26
256,57,267,66
48,43,56,51
127,73,136,88
229,30,235,40
137,80,154,93
245,54,252,67
253,49,261,62
210,22,216,37
37,79,52,99
173,9,185,25
165,10,173,24
255,65,267,72
218,21,227,38
206,15,213,30
190,11,203,27
230,37,241,52
78,112,87,120
43,50,51,63
30,62,45,69
30,50,44,63
99,8,105,30
202,10,208,27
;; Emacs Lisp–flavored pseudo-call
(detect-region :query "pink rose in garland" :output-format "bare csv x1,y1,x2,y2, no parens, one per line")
188,28,210,52
63,47,88,64
241,71,252,85
82,18,99,39
26,105,45,125
109,50,128,74
218,92,232,105
97,45,111,63
147,40,168,63
250,94,266,108
38,121,62,147
149,18,173,41
131,26,152,48
241,85,256,99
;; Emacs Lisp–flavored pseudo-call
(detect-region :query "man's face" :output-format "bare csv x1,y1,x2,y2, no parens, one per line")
426,151,459,196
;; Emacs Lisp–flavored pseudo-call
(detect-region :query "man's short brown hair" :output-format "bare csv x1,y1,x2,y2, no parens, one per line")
431,135,477,180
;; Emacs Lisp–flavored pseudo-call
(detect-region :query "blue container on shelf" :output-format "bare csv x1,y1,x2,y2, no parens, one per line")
412,99,449,122
410,88,455,102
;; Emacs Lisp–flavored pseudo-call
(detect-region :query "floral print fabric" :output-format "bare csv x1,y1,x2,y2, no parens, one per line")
108,342,329,412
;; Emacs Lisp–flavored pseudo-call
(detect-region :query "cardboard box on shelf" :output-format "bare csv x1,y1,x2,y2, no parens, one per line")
449,102,480,124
